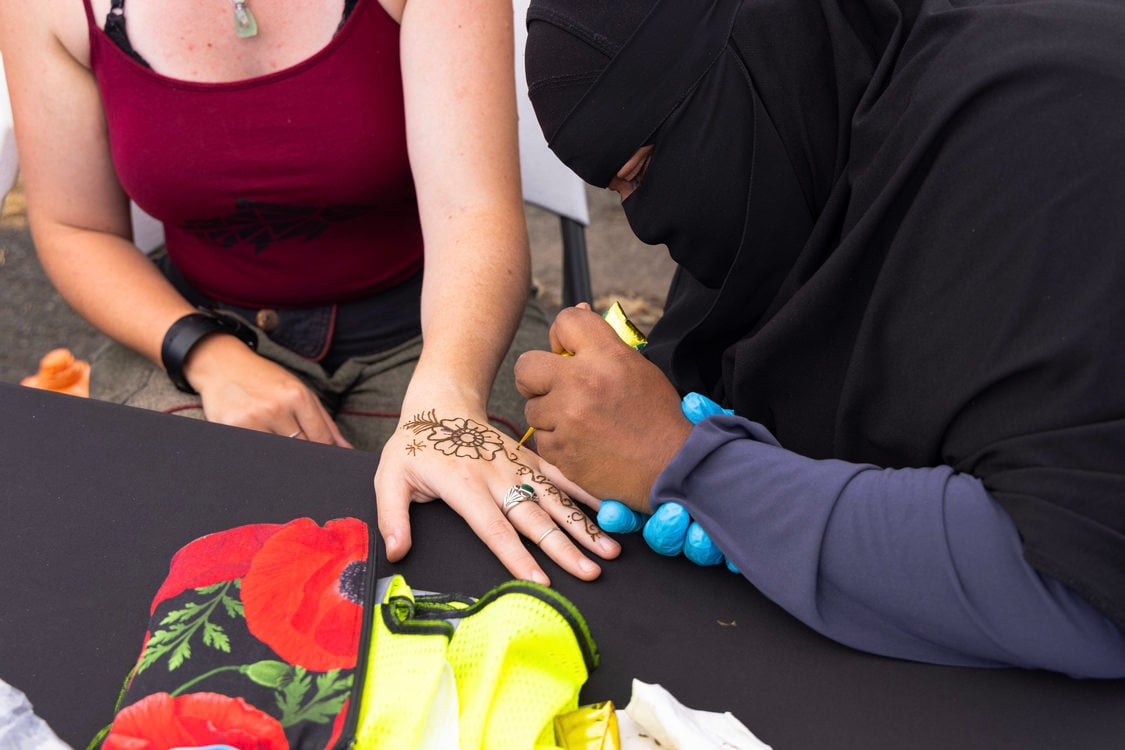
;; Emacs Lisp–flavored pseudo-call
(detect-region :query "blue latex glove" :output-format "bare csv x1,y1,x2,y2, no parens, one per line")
597,392,740,572
642,502,692,556
596,498,646,534
680,391,735,422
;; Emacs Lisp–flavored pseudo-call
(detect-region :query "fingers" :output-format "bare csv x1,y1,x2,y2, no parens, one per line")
534,458,602,510
196,354,351,446
548,305,620,358
498,487,605,580
515,304,624,399
642,502,692,556
446,494,555,585
290,394,353,448
375,404,618,585
513,349,557,400
684,521,725,566
597,499,647,534
374,468,415,564
540,496,621,562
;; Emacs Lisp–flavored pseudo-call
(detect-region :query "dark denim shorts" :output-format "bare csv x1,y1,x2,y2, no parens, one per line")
156,254,424,372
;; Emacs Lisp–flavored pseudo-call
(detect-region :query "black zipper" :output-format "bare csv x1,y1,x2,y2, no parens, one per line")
333,524,380,749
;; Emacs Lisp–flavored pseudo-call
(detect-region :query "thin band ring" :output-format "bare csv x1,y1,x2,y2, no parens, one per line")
287,429,304,439
535,527,560,546
502,484,538,516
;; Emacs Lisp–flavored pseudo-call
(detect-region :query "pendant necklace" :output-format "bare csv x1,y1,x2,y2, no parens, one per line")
231,0,259,38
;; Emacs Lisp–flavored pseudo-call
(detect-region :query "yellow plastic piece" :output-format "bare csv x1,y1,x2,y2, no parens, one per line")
554,701,620,749
601,301,648,350
21,348,90,397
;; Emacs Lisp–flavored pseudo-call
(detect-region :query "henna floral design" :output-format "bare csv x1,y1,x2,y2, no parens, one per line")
403,411,504,461
402,410,602,540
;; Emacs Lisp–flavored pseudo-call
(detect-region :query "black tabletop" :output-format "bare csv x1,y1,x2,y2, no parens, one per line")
1,383,1123,749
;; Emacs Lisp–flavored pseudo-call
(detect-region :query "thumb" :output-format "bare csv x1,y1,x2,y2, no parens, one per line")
374,471,414,563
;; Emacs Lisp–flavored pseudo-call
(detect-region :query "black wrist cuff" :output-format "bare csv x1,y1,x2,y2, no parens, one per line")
160,311,258,394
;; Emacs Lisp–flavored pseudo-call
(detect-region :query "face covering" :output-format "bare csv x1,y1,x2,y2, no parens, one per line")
620,57,756,290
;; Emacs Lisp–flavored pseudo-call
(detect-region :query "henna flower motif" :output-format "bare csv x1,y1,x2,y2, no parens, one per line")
103,692,289,750
431,417,504,460
241,518,369,672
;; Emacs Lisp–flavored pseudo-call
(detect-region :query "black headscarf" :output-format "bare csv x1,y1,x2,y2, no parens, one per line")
526,0,1125,631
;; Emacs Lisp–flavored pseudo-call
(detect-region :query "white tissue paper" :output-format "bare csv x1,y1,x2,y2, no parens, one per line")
617,679,771,749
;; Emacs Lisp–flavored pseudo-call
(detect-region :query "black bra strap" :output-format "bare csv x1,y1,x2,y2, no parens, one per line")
104,0,152,69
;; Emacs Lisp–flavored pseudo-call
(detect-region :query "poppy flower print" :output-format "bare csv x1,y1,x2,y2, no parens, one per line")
241,517,369,672
149,523,285,615
109,519,365,748
103,692,289,750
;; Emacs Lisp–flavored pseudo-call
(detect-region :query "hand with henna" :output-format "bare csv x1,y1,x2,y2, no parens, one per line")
514,305,693,513
374,394,621,586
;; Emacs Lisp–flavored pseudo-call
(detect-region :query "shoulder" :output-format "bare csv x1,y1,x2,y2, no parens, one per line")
0,2,93,70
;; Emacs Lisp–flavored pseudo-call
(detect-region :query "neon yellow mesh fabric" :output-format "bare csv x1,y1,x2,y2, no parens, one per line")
354,576,455,748
353,576,598,750
445,582,595,749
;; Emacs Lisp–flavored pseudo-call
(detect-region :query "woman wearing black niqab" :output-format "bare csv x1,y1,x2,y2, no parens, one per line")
516,0,1125,676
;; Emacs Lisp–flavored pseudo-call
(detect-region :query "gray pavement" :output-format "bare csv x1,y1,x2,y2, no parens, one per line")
0,182,675,385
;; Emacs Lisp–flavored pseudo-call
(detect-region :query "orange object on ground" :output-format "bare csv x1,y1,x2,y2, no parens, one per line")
21,348,90,397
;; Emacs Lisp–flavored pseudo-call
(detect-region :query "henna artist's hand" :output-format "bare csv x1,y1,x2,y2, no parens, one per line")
374,401,621,586
514,306,693,512
598,392,740,572
188,334,352,446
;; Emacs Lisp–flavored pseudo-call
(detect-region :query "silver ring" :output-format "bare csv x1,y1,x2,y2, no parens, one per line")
502,484,537,516
535,527,560,546
287,429,303,439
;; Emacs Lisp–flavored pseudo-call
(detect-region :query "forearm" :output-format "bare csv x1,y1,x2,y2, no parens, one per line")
653,416,1125,676
32,224,194,365
399,0,531,409
408,212,530,406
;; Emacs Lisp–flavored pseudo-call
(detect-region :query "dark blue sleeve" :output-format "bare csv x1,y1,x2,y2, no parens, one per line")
651,415,1125,677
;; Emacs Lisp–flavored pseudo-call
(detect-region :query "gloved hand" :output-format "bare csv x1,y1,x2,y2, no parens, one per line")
597,392,739,573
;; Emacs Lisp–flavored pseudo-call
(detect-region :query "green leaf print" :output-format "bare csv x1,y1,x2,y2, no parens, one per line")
137,579,241,673
276,667,353,726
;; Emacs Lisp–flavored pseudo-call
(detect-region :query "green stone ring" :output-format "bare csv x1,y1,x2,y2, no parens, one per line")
502,484,538,516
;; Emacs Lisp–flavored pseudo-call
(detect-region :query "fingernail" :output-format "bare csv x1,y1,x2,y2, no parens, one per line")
386,533,398,550
599,538,620,555
579,558,599,575
530,571,550,586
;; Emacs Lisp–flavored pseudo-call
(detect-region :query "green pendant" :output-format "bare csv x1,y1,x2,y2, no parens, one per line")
233,2,258,38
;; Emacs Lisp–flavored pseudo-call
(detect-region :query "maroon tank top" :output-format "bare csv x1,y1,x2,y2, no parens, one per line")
84,0,424,308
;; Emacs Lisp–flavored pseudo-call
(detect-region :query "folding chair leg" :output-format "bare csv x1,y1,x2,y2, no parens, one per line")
560,217,593,308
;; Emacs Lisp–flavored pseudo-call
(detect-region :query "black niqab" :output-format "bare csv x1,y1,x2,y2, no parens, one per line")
526,0,1125,631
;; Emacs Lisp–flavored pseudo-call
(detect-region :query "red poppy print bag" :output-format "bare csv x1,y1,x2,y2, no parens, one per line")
97,517,373,750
